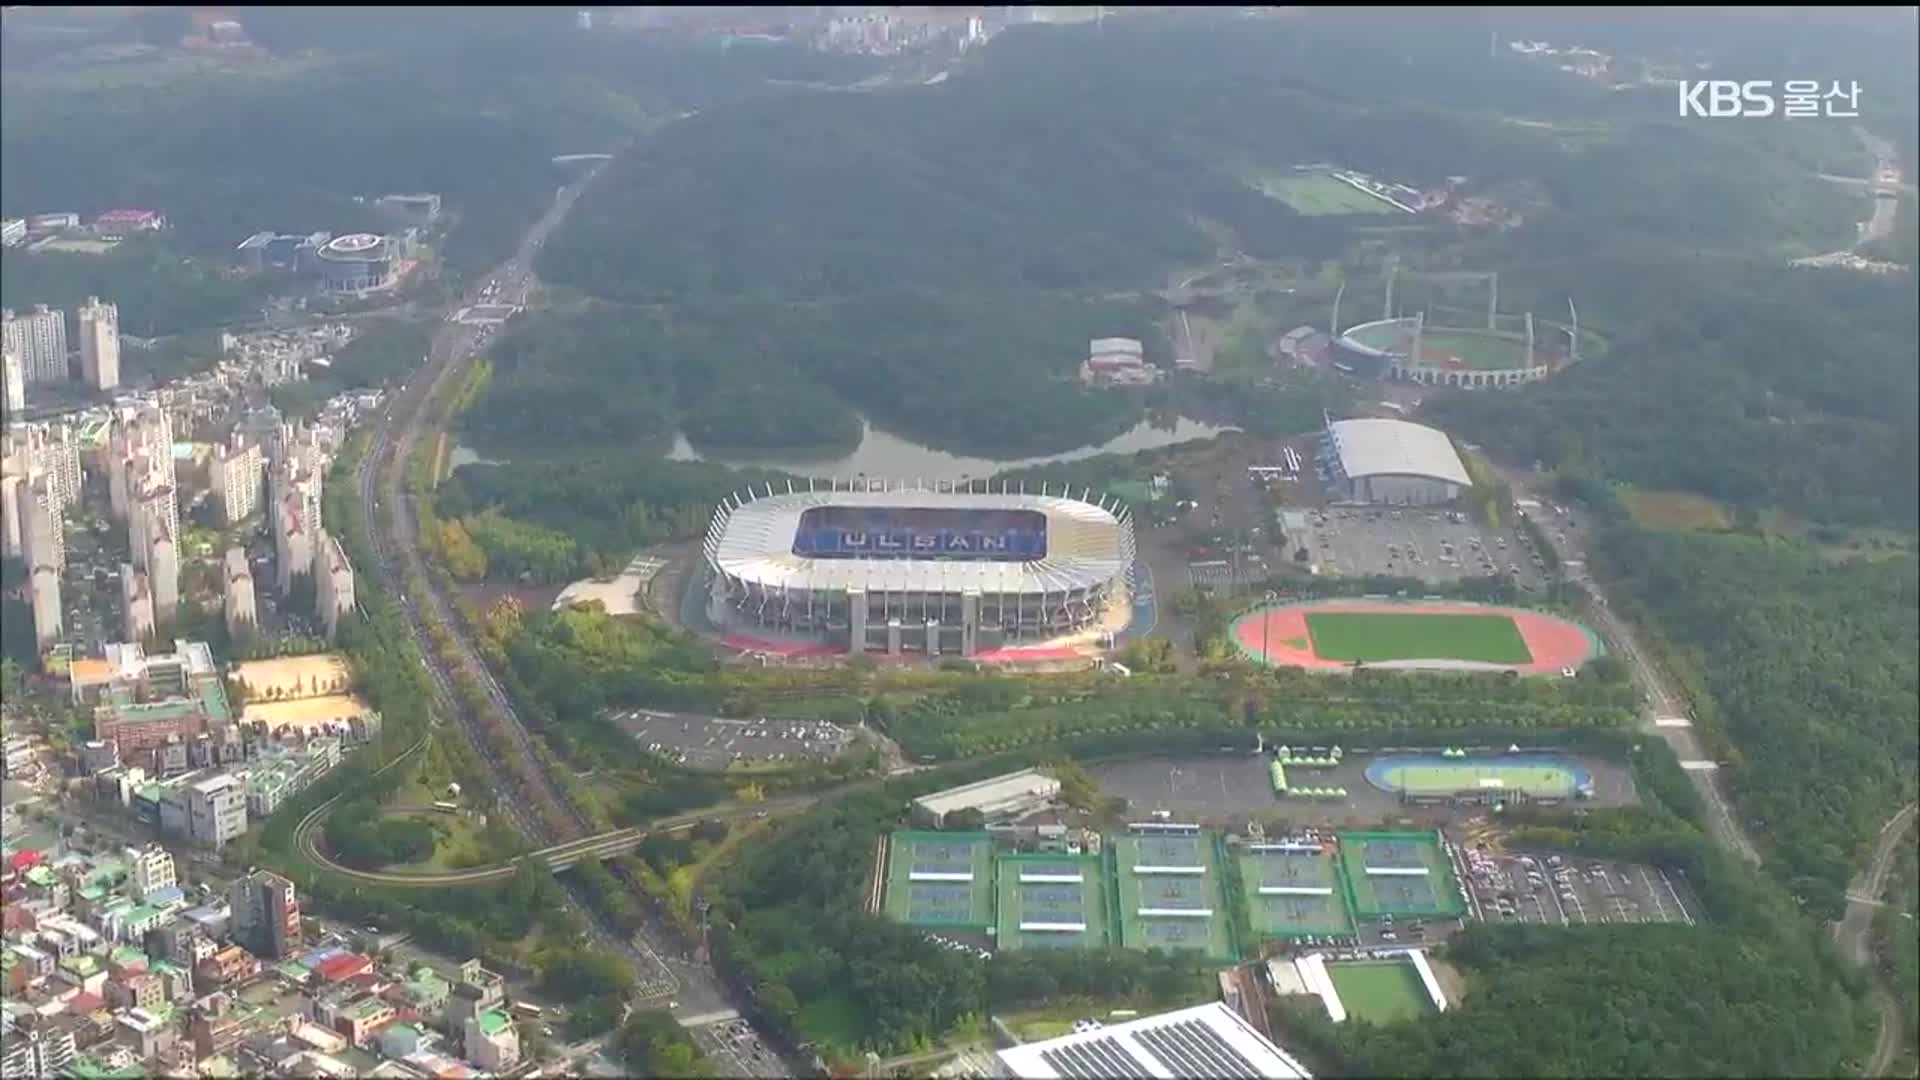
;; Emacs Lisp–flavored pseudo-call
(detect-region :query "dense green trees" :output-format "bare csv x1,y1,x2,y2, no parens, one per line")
1,244,276,344
1592,526,1918,916
439,457,785,575
323,799,436,869
1275,922,1861,1078
613,1010,712,1079
1427,267,1918,530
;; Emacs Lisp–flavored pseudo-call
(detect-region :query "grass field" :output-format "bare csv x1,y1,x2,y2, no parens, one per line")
1370,759,1581,799
884,832,995,930
996,855,1110,951
1620,488,1733,531
1251,173,1404,216
1326,960,1436,1024
1306,611,1532,664
1417,328,1537,371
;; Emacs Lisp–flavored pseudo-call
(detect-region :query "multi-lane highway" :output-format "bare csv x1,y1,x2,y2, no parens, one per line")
343,165,779,1043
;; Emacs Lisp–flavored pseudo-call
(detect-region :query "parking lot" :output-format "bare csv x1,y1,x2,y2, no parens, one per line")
1461,848,1699,926
612,710,853,769
691,1017,787,1078
1289,506,1551,590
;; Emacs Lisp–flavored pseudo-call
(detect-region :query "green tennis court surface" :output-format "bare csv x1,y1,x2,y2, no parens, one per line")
884,831,994,929
1306,611,1532,664
995,854,1110,951
1112,834,1235,962
1326,959,1437,1024
1337,831,1465,920
1240,849,1352,938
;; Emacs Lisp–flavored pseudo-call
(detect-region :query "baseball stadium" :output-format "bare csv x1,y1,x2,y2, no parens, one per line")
702,480,1135,658
1231,599,1604,674
1326,273,1578,390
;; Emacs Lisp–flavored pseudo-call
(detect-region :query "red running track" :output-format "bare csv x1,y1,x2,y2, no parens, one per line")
1231,600,1599,673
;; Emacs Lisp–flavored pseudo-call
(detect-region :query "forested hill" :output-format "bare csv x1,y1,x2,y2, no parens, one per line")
1,8,877,279
538,14,1861,305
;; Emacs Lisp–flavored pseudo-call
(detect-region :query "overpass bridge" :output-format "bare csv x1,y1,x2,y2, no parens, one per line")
294,790,806,887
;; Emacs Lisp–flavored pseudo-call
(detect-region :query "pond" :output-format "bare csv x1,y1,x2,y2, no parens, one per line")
666,415,1236,484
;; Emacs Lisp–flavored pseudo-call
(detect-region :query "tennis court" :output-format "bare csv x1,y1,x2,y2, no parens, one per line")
1112,833,1235,962
995,854,1110,951
1337,831,1465,920
1325,959,1437,1024
883,831,995,929
1240,848,1352,938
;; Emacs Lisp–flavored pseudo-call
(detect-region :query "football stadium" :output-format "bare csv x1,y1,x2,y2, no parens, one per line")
702,480,1135,656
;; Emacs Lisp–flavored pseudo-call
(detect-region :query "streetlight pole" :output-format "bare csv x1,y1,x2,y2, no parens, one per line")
1261,590,1278,668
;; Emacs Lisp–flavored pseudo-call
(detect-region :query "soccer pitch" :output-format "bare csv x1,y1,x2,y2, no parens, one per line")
1337,831,1466,920
1326,959,1437,1024
995,854,1110,951
1306,611,1532,664
883,831,995,930
1240,849,1353,938
1255,174,1405,216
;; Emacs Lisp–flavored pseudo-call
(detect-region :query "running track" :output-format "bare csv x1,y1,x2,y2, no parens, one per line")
1232,600,1601,673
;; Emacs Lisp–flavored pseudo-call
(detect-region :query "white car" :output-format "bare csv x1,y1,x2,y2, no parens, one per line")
1560,667,1577,678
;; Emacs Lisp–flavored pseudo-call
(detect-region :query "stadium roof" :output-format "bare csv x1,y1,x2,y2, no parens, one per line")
709,489,1130,595
1326,419,1470,487
995,1001,1314,1079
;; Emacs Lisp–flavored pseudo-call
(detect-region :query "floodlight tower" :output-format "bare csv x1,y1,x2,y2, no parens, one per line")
1487,272,1499,331
1383,260,1397,322
1330,281,1346,337
1567,297,1580,361
1524,311,1536,368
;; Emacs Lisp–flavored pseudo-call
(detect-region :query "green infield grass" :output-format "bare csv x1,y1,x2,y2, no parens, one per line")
1305,611,1531,664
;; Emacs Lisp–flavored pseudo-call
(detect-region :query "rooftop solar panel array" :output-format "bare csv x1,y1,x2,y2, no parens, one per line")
1039,1034,1153,1079
1135,1018,1266,1078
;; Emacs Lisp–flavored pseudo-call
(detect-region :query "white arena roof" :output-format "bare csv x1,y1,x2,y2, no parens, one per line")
1326,419,1470,487
995,1001,1314,1079
708,489,1130,596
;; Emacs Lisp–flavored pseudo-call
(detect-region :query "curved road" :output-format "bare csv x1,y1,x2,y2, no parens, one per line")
1836,802,1917,1078
345,162,770,1033
296,795,814,887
